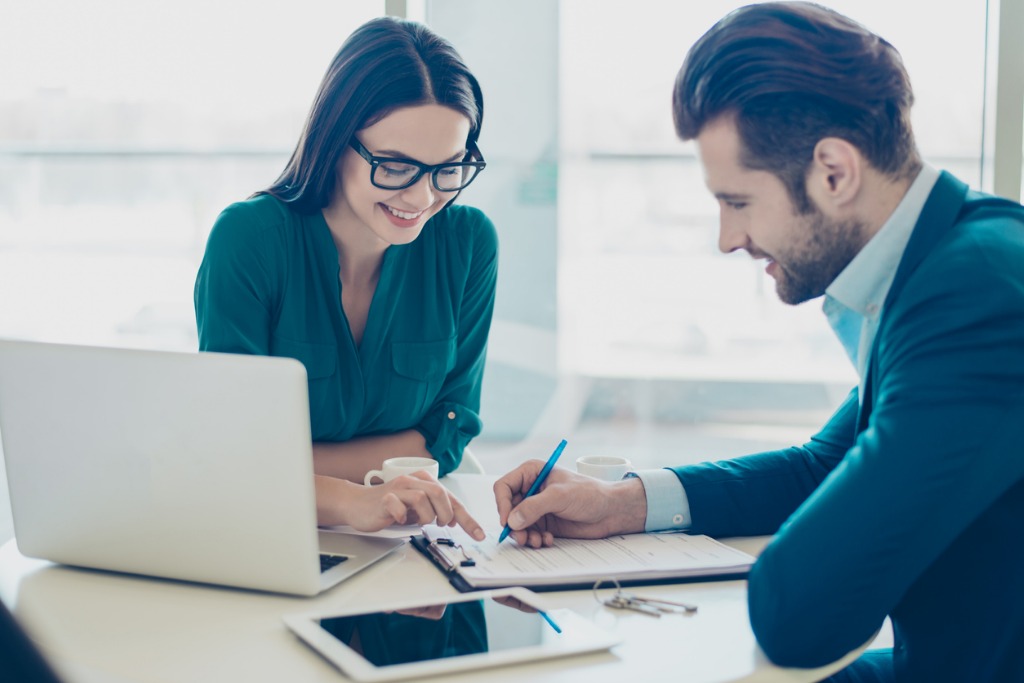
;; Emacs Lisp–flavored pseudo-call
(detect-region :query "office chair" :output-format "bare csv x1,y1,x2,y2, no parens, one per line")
452,446,485,474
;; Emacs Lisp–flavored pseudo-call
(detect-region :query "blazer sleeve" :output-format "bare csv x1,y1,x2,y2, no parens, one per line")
413,209,499,475
669,387,857,538
746,221,1024,667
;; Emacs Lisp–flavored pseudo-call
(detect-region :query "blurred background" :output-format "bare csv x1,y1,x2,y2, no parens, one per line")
2,0,1021,544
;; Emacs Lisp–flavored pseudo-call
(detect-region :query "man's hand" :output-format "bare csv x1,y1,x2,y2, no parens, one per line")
493,460,648,547
317,471,486,541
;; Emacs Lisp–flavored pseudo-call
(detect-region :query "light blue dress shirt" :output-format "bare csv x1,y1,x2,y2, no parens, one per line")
636,166,940,532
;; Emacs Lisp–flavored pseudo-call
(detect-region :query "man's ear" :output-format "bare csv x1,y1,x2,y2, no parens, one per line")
806,137,862,210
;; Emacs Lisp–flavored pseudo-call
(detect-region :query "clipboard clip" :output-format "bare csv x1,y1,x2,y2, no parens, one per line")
428,537,477,569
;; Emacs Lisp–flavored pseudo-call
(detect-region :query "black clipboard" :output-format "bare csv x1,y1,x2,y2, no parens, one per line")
411,533,752,594
411,535,480,593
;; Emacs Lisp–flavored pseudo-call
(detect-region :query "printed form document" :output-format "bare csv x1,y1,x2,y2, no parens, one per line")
416,524,755,590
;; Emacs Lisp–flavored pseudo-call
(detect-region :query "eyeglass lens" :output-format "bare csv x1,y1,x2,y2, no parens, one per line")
373,160,480,191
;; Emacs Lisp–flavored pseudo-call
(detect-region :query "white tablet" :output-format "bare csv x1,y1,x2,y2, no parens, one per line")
283,587,621,682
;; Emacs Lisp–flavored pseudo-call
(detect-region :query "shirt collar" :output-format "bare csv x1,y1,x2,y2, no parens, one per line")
825,164,940,320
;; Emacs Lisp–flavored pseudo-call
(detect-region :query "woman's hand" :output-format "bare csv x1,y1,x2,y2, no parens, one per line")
316,471,485,541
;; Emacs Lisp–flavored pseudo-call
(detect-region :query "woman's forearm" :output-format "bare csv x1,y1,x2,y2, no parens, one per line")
314,474,358,526
312,429,430,483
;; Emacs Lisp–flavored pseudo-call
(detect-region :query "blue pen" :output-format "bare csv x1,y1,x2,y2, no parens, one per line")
498,438,568,544
539,610,562,634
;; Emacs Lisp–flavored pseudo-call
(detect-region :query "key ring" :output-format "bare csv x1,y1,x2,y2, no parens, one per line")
593,577,698,616
593,578,662,617
592,577,622,606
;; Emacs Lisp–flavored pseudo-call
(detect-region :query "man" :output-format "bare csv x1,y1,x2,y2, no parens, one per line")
494,3,1024,681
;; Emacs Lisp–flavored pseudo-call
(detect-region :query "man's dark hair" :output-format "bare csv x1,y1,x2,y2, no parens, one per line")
673,2,920,212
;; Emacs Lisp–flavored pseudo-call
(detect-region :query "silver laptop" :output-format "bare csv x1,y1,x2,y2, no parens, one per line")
0,338,404,596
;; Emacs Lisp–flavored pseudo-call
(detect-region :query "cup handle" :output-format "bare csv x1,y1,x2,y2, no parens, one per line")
364,470,385,486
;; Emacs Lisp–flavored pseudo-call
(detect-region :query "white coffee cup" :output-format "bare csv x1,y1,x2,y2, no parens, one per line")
575,455,633,482
364,457,440,486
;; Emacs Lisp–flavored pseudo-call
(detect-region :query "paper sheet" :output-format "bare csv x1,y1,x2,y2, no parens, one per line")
421,524,754,587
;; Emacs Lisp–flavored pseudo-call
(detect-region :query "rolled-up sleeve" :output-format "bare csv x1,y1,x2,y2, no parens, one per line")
414,211,498,475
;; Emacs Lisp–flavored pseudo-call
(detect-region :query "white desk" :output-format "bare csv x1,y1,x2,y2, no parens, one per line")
0,474,867,683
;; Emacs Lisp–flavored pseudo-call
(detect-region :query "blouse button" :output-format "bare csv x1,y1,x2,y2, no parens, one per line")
447,411,456,420
672,514,684,526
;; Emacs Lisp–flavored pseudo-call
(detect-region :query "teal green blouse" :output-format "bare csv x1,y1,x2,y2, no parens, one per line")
193,195,498,476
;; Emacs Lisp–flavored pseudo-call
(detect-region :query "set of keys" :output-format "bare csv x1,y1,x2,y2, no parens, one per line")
594,579,698,617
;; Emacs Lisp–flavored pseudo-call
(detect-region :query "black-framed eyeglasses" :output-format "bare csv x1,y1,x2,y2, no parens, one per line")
349,138,486,192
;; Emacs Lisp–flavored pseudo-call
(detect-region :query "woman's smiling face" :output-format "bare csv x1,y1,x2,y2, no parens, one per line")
333,104,472,248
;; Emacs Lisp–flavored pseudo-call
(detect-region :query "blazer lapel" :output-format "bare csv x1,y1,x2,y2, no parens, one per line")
856,172,969,432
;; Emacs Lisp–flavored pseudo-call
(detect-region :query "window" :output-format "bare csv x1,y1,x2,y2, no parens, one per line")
0,0,382,349
559,0,989,388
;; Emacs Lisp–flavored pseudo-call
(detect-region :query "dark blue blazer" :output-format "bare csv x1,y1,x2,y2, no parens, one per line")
672,172,1024,681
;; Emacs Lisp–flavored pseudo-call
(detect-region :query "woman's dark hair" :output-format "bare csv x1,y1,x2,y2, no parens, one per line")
673,2,920,212
262,17,484,213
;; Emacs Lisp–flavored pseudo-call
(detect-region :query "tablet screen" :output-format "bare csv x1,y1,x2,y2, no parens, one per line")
313,594,555,668
286,588,621,681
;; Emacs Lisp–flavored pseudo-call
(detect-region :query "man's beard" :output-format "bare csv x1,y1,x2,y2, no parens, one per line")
772,208,867,305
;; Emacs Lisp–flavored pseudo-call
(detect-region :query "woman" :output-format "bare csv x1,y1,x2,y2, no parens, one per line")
194,17,495,538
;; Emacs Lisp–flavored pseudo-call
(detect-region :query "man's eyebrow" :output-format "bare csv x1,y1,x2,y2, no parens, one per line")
374,149,467,163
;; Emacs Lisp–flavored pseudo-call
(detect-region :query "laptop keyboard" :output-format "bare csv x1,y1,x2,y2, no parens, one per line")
319,554,349,573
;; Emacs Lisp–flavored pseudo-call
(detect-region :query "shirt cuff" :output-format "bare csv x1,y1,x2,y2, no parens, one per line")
630,468,692,532
415,402,482,477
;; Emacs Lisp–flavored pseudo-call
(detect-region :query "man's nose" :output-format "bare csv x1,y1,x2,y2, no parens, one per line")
717,215,748,254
